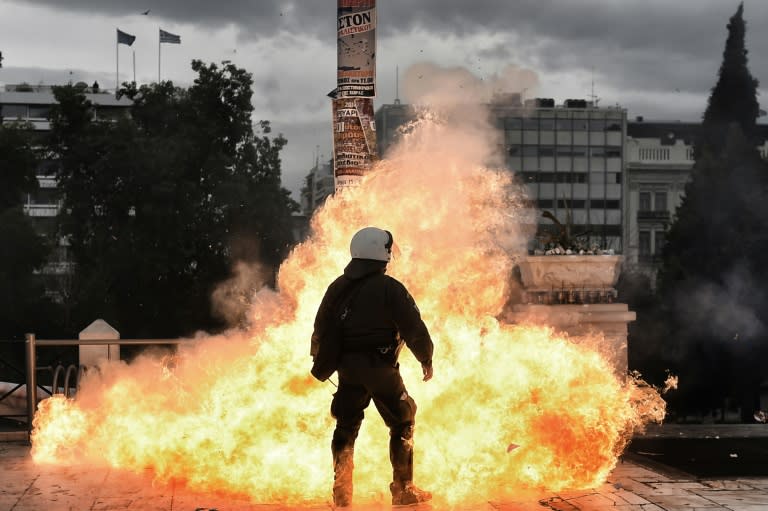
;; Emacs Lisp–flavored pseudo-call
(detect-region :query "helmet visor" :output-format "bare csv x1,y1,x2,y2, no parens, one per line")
384,230,400,260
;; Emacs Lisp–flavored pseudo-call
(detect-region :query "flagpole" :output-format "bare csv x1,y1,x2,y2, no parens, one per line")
158,28,161,83
133,50,136,84
115,29,119,97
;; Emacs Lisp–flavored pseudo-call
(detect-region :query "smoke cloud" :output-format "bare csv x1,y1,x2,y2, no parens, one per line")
402,62,540,108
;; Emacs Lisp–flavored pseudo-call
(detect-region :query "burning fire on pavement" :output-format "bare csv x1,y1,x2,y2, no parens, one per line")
30,101,668,507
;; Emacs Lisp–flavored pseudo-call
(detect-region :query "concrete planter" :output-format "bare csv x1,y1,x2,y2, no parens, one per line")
508,254,631,377
518,255,623,291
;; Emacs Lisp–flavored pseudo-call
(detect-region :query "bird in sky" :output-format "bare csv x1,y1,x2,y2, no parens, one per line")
141,9,151,15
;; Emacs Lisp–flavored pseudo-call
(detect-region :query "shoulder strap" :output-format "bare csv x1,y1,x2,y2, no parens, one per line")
336,273,374,321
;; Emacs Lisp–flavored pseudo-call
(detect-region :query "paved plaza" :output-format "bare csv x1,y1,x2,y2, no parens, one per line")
2,429,768,511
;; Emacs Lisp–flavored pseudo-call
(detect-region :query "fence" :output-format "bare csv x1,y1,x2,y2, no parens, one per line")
0,333,184,439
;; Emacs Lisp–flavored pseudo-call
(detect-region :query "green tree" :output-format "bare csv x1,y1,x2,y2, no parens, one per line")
50,60,298,339
0,121,58,361
0,121,39,210
700,2,761,155
656,3,768,420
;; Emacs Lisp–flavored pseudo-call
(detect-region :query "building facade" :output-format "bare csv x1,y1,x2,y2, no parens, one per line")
624,119,768,280
375,95,628,252
300,158,334,218
624,121,696,278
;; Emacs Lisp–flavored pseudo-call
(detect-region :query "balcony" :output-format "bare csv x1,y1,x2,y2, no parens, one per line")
23,204,60,217
41,261,75,275
637,210,670,221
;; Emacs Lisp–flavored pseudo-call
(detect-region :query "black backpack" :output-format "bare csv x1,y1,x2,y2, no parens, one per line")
311,276,371,382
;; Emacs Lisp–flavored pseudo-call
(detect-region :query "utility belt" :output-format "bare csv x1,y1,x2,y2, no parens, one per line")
344,343,397,355
342,340,402,365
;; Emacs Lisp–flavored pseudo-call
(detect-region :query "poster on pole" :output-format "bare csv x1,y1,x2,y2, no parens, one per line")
337,0,376,98
332,96,377,189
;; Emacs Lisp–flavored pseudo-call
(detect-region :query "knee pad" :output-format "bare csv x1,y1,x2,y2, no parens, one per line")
391,422,414,450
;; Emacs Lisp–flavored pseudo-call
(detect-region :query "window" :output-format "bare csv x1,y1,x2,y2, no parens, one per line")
639,231,651,256
521,172,537,182
1,104,27,119
590,147,606,157
556,118,572,131
30,188,59,205
557,199,585,209
539,146,554,157
523,118,538,130
540,118,555,130
505,118,522,129
571,146,587,157
654,231,666,254
508,146,521,156
639,192,651,211
590,199,620,209
573,118,589,131
537,199,554,209
538,172,555,183
522,146,538,156
28,105,50,118
605,147,622,157
614,173,622,184
589,119,606,131
654,192,667,211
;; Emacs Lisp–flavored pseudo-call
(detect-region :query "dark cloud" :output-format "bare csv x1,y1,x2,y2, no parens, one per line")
16,0,768,98
12,0,335,40
16,0,768,54
9,0,768,193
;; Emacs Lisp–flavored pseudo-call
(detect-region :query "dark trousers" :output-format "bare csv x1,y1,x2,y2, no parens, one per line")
330,352,418,484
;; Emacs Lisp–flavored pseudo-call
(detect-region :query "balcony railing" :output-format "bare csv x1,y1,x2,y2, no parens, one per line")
637,210,670,221
23,204,60,217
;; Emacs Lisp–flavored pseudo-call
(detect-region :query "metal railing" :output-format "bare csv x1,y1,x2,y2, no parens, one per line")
22,334,185,436
637,210,670,221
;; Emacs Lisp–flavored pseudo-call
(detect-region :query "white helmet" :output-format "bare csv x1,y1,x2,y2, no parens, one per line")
350,227,393,262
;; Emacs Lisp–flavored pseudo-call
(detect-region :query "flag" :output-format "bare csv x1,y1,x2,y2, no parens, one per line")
159,29,181,44
117,28,136,46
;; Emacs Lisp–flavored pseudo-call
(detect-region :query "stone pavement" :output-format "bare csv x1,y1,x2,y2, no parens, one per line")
2,438,768,511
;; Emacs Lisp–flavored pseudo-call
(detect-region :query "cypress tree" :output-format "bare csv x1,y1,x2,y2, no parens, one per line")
656,3,768,421
700,2,761,155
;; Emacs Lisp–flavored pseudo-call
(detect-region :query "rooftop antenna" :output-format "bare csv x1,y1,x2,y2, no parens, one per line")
589,66,600,106
394,65,401,105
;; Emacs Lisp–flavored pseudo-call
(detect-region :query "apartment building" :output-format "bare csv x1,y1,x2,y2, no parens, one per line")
375,94,628,252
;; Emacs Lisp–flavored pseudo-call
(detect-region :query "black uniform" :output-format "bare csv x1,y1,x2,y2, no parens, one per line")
311,258,433,497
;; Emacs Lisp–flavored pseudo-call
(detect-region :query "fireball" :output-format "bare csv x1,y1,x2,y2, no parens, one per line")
31,107,665,507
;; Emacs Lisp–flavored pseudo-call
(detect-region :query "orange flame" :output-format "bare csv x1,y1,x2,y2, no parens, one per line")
31,109,665,506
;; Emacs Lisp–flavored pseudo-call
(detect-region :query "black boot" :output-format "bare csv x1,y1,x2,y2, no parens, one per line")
332,447,354,507
390,480,432,506
389,425,431,505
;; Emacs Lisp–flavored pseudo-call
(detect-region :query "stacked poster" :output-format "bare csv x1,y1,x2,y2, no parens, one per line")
333,0,377,190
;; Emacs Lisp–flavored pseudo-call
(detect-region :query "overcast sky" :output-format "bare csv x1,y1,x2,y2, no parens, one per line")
3,0,768,199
